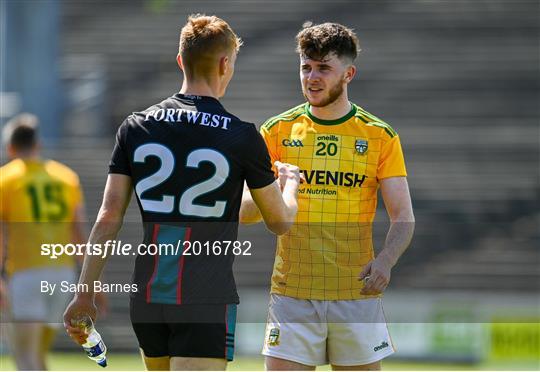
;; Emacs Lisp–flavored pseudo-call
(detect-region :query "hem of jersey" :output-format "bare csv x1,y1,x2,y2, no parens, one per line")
330,347,395,366
377,173,407,180
246,177,276,190
305,102,356,125
108,168,131,176
262,349,324,367
270,289,382,301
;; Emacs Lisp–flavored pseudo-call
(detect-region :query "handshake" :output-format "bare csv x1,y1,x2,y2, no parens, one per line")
274,161,305,190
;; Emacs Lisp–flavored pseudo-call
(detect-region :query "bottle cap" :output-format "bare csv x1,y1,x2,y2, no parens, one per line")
98,359,107,368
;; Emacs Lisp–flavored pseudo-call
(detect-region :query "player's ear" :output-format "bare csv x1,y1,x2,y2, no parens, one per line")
176,54,184,71
219,55,229,77
344,64,356,83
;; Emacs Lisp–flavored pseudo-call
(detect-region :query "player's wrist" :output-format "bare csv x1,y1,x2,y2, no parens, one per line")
378,250,397,268
283,178,300,189
74,290,95,301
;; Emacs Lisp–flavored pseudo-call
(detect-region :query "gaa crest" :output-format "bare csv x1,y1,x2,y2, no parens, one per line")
267,327,280,346
355,139,368,154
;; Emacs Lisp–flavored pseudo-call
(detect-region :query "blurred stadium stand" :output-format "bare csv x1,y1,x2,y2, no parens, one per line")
2,0,538,356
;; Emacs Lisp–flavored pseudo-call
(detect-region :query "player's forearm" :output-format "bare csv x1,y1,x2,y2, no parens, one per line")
261,181,299,235
76,217,123,296
379,218,415,267
282,181,299,221
239,187,263,224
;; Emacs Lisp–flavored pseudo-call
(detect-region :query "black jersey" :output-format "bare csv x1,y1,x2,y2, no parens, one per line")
109,93,275,305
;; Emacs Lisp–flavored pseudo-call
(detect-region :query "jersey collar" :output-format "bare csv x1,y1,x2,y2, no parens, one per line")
174,93,224,109
305,102,356,125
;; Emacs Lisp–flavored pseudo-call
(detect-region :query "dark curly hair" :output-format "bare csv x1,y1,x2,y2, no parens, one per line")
296,21,360,62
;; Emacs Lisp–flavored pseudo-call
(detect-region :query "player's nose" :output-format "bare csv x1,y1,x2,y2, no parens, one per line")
307,70,321,82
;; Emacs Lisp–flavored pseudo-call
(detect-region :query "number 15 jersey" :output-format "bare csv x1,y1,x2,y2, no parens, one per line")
260,102,407,300
109,93,275,305
0,159,82,275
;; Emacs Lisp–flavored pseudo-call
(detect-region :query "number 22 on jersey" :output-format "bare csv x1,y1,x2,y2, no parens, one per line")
133,144,230,218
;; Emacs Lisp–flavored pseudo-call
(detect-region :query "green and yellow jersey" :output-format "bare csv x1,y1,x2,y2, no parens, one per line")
260,102,407,300
0,159,83,275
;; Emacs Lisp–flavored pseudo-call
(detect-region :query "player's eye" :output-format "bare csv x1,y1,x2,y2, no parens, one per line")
301,66,311,72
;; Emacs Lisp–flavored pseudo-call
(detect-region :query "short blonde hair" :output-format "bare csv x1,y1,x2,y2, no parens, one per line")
179,14,242,78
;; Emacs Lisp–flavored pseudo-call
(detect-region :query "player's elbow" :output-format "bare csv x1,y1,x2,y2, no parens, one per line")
239,214,263,225
95,205,125,230
239,206,263,225
266,220,293,235
264,209,296,235
389,205,415,224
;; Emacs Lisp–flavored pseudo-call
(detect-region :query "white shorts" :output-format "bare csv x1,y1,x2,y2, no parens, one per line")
262,294,395,366
8,267,76,328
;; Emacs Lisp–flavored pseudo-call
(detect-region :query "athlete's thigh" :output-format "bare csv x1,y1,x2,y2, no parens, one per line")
265,356,316,371
130,298,170,358
262,294,327,366
165,304,236,361
327,298,394,366
170,356,227,371
331,361,381,371
140,350,170,371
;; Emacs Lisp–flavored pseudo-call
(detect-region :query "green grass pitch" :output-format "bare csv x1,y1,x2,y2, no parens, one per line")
0,353,538,371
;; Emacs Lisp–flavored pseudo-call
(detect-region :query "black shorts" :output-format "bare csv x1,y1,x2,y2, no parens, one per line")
130,297,237,360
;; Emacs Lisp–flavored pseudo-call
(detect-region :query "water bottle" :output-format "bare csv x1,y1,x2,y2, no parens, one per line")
71,314,108,368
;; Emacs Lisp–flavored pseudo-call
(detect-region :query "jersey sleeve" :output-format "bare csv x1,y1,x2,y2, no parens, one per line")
108,121,131,176
72,174,84,208
377,135,407,180
59,165,85,210
243,127,276,189
0,176,9,221
260,122,280,175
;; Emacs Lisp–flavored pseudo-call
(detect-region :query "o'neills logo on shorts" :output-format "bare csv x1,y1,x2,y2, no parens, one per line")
374,341,389,352
267,327,280,346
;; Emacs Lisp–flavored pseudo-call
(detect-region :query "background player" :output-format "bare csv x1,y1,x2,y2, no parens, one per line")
240,22,415,370
63,14,301,371
0,114,88,370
